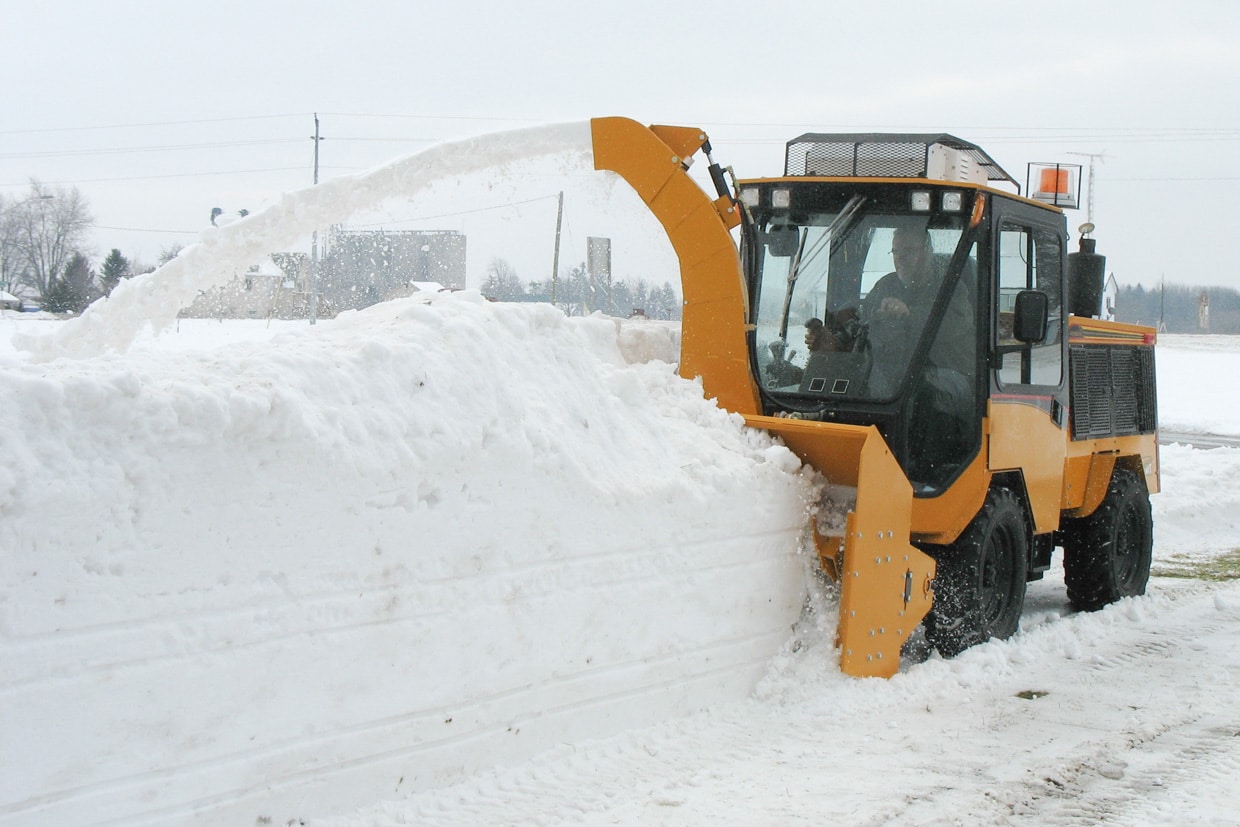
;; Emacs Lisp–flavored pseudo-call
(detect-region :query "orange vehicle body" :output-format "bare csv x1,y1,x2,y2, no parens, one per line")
591,117,1158,677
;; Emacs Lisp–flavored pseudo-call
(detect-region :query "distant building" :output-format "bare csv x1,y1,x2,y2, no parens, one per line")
320,228,466,312
180,256,322,320
177,228,467,320
1102,273,1118,322
383,281,448,302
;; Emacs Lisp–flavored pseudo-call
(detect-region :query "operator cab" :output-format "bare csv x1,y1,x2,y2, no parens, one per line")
737,134,1058,495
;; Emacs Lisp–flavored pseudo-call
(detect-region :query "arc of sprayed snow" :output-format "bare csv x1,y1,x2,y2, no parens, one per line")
20,121,595,361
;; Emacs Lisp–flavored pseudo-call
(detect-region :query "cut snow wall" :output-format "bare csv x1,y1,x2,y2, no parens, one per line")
0,298,811,826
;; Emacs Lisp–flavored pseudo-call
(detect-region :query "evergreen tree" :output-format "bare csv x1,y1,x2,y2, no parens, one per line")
648,282,682,320
520,267,681,318
99,248,132,296
42,251,98,314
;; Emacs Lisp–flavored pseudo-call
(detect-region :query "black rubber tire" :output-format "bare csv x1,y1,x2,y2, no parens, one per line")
1062,467,1153,611
926,487,1030,658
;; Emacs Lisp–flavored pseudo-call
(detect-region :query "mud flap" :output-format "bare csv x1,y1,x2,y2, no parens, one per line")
746,417,936,678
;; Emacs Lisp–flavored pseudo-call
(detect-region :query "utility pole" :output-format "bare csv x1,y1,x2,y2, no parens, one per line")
1067,151,1108,228
309,113,323,325
1159,274,1167,333
550,191,563,306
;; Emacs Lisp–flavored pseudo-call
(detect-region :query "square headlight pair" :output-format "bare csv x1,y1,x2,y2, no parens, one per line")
912,191,963,212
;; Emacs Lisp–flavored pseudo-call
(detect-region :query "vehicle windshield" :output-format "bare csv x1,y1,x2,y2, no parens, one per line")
751,205,973,404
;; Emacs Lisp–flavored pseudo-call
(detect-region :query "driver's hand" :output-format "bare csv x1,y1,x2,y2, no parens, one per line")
805,327,843,352
878,297,910,319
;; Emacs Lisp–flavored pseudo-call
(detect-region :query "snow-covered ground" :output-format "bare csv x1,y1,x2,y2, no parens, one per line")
5,312,1240,827
3,124,1240,825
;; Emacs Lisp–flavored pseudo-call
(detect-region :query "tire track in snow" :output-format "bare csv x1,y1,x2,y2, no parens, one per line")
311,579,1240,827
1014,720,1240,827
955,589,1240,827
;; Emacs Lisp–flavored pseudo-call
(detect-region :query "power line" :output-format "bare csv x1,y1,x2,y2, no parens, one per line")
1,166,354,187
708,121,1239,135
1108,175,1240,182
0,111,538,138
715,130,1240,147
0,113,308,136
318,111,543,123
95,224,200,234
4,110,1236,140
326,136,439,143
0,137,305,160
338,194,564,229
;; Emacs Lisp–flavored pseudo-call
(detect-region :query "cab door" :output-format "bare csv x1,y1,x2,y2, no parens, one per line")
986,202,1070,534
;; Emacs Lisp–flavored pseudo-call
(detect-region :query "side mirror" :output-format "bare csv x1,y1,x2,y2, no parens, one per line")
1013,290,1049,343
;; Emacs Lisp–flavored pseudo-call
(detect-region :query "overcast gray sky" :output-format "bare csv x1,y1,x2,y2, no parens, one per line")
3,0,1239,293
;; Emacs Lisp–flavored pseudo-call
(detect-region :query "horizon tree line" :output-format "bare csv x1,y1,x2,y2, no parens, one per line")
0,180,178,313
6,179,1240,329
480,257,682,320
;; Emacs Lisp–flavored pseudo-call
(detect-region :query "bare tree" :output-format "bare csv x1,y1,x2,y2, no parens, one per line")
9,180,94,300
157,243,185,267
0,194,22,295
480,257,526,301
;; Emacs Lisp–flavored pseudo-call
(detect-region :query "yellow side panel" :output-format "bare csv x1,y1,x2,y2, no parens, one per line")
1061,452,1116,515
909,451,991,545
591,117,758,415
1061,432,1160,515
1068,315,1157,345
987,399,1066,533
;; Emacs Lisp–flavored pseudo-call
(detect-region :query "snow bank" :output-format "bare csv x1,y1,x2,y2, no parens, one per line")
1155,334,1240,435
0,296,813,826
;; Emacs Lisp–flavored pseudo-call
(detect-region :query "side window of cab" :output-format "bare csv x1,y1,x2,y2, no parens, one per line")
996,221,1063,387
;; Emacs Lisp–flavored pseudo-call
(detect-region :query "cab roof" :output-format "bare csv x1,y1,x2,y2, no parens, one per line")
784,132,1019,191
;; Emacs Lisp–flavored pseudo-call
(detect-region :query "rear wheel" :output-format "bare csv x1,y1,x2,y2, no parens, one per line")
1062,467,1153,611
926,487,1029,658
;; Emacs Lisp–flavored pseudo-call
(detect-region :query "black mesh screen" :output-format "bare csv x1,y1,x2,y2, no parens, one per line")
783,133,1016,186
1069,345,1158,440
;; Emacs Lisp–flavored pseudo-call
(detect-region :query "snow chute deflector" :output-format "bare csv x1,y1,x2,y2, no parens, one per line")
590,116,934,677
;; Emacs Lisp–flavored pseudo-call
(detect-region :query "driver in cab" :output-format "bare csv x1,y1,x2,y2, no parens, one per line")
803,226,970,368
798,227,942,356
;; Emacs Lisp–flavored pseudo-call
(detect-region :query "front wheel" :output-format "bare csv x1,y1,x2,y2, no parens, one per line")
926,487,1030,658
1062,466,1153,611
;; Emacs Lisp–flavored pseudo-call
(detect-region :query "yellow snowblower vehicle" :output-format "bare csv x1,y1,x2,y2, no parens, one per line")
592,117,1158,677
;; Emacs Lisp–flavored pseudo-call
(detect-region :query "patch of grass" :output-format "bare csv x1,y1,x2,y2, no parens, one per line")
1152,548,1240,581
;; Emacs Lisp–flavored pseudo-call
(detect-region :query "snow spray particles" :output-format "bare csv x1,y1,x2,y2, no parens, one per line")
18,121,596,361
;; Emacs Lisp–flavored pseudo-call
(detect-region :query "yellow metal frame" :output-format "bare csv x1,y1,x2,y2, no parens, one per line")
749,416,935,677
592,117,936,677
592,117,758,415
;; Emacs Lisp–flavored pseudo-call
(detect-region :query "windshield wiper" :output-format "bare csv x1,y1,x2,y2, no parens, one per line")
776,194,866,340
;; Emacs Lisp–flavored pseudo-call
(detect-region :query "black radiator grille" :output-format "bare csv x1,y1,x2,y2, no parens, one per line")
1069,345,1157,440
